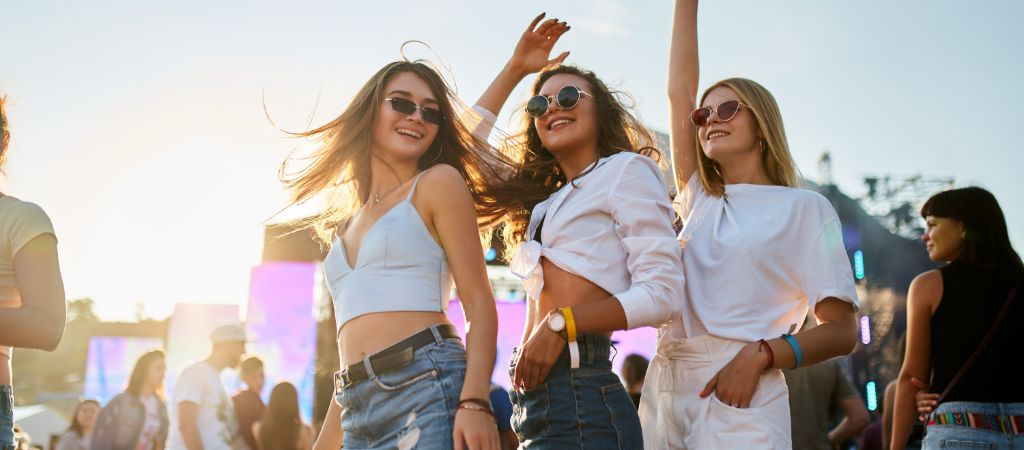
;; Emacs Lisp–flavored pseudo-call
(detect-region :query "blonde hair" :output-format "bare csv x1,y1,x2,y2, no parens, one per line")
279,61,516,244
694,78,798,197
0,96,9,169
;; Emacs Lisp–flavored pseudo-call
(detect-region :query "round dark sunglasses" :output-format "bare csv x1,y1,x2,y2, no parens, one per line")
385,97,443,125
689,99,751,127
525,85,593,119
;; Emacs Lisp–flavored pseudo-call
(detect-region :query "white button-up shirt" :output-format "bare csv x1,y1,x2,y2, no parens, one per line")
509,152,685,330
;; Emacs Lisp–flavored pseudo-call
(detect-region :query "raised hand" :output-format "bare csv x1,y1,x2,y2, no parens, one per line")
508,13,571,77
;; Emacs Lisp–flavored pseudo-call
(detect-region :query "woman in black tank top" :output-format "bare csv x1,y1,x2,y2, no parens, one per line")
891,187,1024,450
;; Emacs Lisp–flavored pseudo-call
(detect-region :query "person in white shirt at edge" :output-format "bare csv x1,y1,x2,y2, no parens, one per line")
166,325,247,450
474,15,685,449
282,60,522,450
643,2,861,449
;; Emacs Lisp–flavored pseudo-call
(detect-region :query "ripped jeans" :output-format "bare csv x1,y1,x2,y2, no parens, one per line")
334,336,467,449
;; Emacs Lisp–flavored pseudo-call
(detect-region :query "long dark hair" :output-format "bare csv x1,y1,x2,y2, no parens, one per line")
126,350,165,397
67,399,100,437
280,60,517,243
921,186,1024,282
498,64,661,255
258,382,301,450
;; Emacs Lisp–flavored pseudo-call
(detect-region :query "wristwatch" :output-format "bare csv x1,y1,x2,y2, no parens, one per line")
547,309,567,338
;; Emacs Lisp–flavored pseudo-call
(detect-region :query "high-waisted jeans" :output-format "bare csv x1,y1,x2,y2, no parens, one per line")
334,329,467,450
509,334,642,450
923,401,1024,449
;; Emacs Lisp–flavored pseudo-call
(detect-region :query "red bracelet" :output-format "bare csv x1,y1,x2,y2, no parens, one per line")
758,339,775,372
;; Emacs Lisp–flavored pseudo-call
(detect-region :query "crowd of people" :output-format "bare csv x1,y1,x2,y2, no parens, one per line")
2,0,1022,449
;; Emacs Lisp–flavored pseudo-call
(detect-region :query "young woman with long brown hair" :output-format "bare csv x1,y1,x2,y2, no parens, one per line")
642,2,860,448
281,60,513,450
91,350,169,450
253,382,313,450
0,95,67,450
475,15,685,449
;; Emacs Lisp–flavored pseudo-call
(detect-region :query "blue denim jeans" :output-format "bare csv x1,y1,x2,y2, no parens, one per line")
923,401,1024,449
335,331,466,450
0,385,14,450
509,334,642,450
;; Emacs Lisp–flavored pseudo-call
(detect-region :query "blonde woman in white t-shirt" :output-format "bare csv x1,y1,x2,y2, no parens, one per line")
0,96,67,450
638,2,861,449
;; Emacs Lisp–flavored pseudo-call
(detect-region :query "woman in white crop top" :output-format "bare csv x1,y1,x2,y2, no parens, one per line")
638,2,860,449
475,16,685,449
0,96,68,450
280,62,518,450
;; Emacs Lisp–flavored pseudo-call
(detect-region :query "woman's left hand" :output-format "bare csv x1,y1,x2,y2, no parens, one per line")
453,408,500,450
513,322,565,391
699,341,768,408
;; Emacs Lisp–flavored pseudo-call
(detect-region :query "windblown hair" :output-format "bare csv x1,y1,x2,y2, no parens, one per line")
280,61,517,244
258,382,301,450
1,96,9,169
694,78,798,197
921,186,1024,282
497,65,661,256
126,350,165,398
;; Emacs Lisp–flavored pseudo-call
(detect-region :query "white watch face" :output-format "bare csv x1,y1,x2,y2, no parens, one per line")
548,314,566,332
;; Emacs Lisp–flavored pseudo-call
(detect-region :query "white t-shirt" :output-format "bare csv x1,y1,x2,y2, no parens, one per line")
166,361,236,450
670,175,859,343
136,395,162,450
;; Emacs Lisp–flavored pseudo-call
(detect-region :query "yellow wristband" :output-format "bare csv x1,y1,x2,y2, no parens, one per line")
561,307,577,342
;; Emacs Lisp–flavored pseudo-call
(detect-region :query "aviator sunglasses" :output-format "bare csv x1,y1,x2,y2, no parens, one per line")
525,85,593,118
689,99,751,127
384,97,444,125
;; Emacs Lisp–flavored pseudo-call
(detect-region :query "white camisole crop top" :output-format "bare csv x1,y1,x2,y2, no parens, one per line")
324,172,453,332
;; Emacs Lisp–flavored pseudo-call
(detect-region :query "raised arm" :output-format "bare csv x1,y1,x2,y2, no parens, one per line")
668,0,700,189
476,13,570,117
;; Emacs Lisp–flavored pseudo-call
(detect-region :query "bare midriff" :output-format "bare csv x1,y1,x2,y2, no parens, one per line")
532,258,614,339
0,286,19,385
337,311,452,368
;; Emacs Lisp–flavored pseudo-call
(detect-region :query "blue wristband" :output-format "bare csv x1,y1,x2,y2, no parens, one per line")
781,333,803,368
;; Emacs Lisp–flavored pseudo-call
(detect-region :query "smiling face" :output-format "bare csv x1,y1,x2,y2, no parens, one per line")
697,86,761,162
533,73,600,158
371,71,441,164
923,216,966,262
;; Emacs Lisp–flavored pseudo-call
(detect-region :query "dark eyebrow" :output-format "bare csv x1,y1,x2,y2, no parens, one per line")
385,90,439,106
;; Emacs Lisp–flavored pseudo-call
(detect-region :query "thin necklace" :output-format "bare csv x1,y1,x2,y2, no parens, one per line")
371,173,417,204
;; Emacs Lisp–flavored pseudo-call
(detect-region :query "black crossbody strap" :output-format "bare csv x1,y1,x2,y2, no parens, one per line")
937,284,1019,404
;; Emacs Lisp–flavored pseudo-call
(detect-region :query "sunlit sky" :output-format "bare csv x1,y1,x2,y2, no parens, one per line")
3,1,1022,321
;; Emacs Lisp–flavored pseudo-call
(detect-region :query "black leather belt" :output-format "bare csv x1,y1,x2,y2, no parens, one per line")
335,324,460,389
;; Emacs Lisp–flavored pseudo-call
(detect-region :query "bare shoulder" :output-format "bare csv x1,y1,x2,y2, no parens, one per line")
909,269,943,309
418,164,471,199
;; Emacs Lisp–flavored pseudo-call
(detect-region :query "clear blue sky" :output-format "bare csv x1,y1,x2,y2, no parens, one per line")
3,1,1022,320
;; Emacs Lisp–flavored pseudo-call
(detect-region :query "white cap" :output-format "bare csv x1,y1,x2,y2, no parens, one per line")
210,324,249,344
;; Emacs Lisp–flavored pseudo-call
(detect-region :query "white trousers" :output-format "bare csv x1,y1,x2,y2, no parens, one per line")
639,335,792,450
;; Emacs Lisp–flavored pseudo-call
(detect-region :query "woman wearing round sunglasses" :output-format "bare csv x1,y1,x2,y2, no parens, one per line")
474,14,685,450
281,61,520,450
638,2,860,449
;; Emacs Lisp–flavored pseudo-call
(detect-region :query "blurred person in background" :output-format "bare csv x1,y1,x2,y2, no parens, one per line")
56,399,100,450
233,356,266,450
621,354,650,408
252,382,312,450
0,96,68,450
891,187,1024,449
166,325,248,450
91,350,169,450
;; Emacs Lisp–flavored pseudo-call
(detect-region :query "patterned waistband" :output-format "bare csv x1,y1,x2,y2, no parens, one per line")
929,411,1024,435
